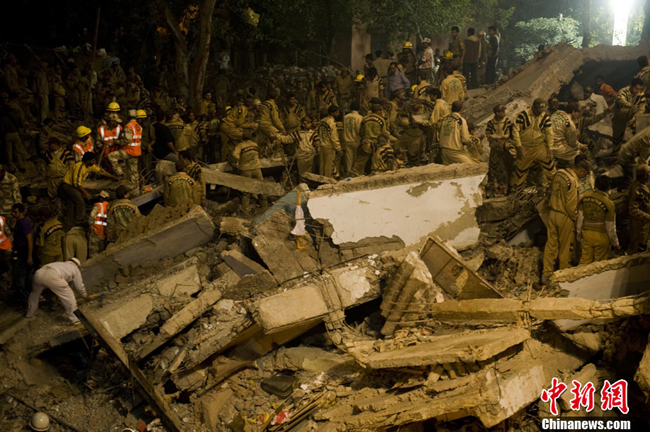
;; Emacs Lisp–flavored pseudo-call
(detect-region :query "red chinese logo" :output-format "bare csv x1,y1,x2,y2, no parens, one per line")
569,380,595,412
541,377,567,416
601,379,629,414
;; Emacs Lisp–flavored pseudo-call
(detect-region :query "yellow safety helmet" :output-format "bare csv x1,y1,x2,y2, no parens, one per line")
354,74,365,83
444,50,454,59
76,126,92,138
403,41,413,49
410,85,418,95
136,109,147,119
225,106,232,112
107,102,120,112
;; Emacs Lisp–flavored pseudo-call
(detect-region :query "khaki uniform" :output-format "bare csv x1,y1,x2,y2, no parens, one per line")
185,161,206,205
421,98,451,151
617,126,650,172
355,113,388,175
577,190,619,265
628,180,650,254
277,130,316,176
164,172,196,208
36,218,64,266
486,117,515,195
106,198,141,242
257,99,286,156
343,111,363,174
282,104,306,134
360,78,380,113
511,108,556,189
372,142,396,173
220,106,248,162
397,109,425,165
440,72,466,104
334,75,353,111
612,86,645,153
64,226,88,264
415,81,431,102
45,148,75,214
543,169,579,279
231,140,267,211
316,91,338,120
635,66,650,92
448,36,464,68
550,110,580,164
439,112,474,165
318,116,341,178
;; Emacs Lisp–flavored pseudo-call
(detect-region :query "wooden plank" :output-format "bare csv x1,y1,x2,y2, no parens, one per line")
75,305,184,432
202,167,286,197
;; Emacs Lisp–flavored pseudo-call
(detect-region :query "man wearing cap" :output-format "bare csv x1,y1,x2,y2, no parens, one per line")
542,159,591,284
486,104,515,196
439,101,475,165
26,258,88,323
462,28,481,89
419,38,434,82
448,26,464,69
319,106,342,178
106,185,141,243
108,110,142,190
612,77,646,158
97,110,123,162
398,42,417,84
510,98,557,190
385,62,411,100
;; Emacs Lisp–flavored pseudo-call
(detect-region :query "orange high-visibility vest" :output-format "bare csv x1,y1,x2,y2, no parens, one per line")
125,120,143,157
0,216,12,251
93,201,110,238
98,124,122,156
72,138,94,157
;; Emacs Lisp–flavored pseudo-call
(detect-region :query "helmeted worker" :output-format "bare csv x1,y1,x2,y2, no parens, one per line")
628,164,650,254
511,98,557,190
577,175,620,265
439,101,475,165
398,41,417,84
88,191,110,257
318,105,342,178
542,159,591,284
26,258,88,322
612,77,645,158
108,109,143,191
106,185,141,243
230,129,268,215
164,160,196,208
72,126,94,162
97,111,123,158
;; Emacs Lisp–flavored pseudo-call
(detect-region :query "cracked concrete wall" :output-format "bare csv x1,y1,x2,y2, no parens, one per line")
307,164,486,249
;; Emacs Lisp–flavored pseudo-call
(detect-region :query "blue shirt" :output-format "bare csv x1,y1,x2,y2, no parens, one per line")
13,216,32,250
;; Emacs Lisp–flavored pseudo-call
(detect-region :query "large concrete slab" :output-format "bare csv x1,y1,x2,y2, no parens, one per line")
96,294,154,340
202,166,286,196
82,207,215,288
307,164,486,249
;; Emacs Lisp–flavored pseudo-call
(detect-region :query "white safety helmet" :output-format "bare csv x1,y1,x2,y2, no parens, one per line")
30,412,50,431
70,257,81,267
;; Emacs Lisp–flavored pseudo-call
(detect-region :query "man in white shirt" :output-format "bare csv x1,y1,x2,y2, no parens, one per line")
26,258,88,322
583,86,608,116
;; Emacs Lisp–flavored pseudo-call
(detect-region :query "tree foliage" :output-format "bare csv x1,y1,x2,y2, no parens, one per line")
509,16,581,64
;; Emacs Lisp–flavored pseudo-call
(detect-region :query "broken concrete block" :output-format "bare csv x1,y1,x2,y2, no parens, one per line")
476,197,514,222
219,217,250,236
252,210,319,284
82,207,215,288
210,157,285,173
221,250,267,278
301,172,338,184
307,164,487,249
254,264,380,334
97,294,153,339
350,328,530,369
202,166,285,197
201,389,233,432
154,264,202,297
635,335,650,398
260,347,356,374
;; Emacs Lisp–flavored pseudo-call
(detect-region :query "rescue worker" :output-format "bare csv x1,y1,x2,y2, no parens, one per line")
550,101,587,168
440,65,466,104
628,164,650,254
106,185,141,243
577,175,620,265
612,77,645,158
97,105,123,160
542,159,591,284
617,126,650,180
414,71,431,101
635,56,650,92
179,151,206,207
361,69,381,114
372,133,396,173
397,99,426,166
59,152,120,231
318,105,342,178
26,258,88,323
315,82,338,120
0,165,21,228
485,104,515,196
596,76,617,108
88,191,110,257
477,30,489,85
109,109,143,192
199,92,216,117
164,160,196,209
355,102,388,176
257,89,286,156
231,130,268,215
220,97,250,162
439,101,475,165
36,206,64,266
334,67,353,113
282,93,306,134
420,87,451,162
63,227,87,266
419,38,434,82
462,28,480,89
398,41,417,84
448,26,464,69
276,116,317,178
486,26,499,84
44,138,75,214
342,102,364,176
1,92,30,173
0,211,11,278
72,126,94,162
510,98,557,190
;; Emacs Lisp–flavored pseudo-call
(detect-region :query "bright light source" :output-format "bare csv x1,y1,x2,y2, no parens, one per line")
612,0,633,45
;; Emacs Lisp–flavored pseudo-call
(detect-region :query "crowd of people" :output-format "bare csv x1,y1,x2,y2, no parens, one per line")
0,24,650,320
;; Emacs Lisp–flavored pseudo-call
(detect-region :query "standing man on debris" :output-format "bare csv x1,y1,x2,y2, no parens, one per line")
462,28,480,89
448,26,464,70
319,106,342,178
577,175,620,265
440,66,466,104
355,101,389,176
220,98,249,162
88,191,110,258
257,88,286,156
26,258,88,323
111,109,144,193
419,38,434,82
282,94,306,135
612,78,645,159
485,105,515,196
510,98,557,191
486,26,499,84
276,116,317,178
542,158,591,284
398,42,417,84
334,68,353,113
439,101,475,165
11,203,33,302
477,30,489,85
343,102,364,176
231,130,268,215
164,160,196,209
628,164,650,254
106,185,141,243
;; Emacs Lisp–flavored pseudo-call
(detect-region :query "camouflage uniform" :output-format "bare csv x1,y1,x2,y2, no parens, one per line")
0,171,21,227
106,198,141,242
355,113,388,176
